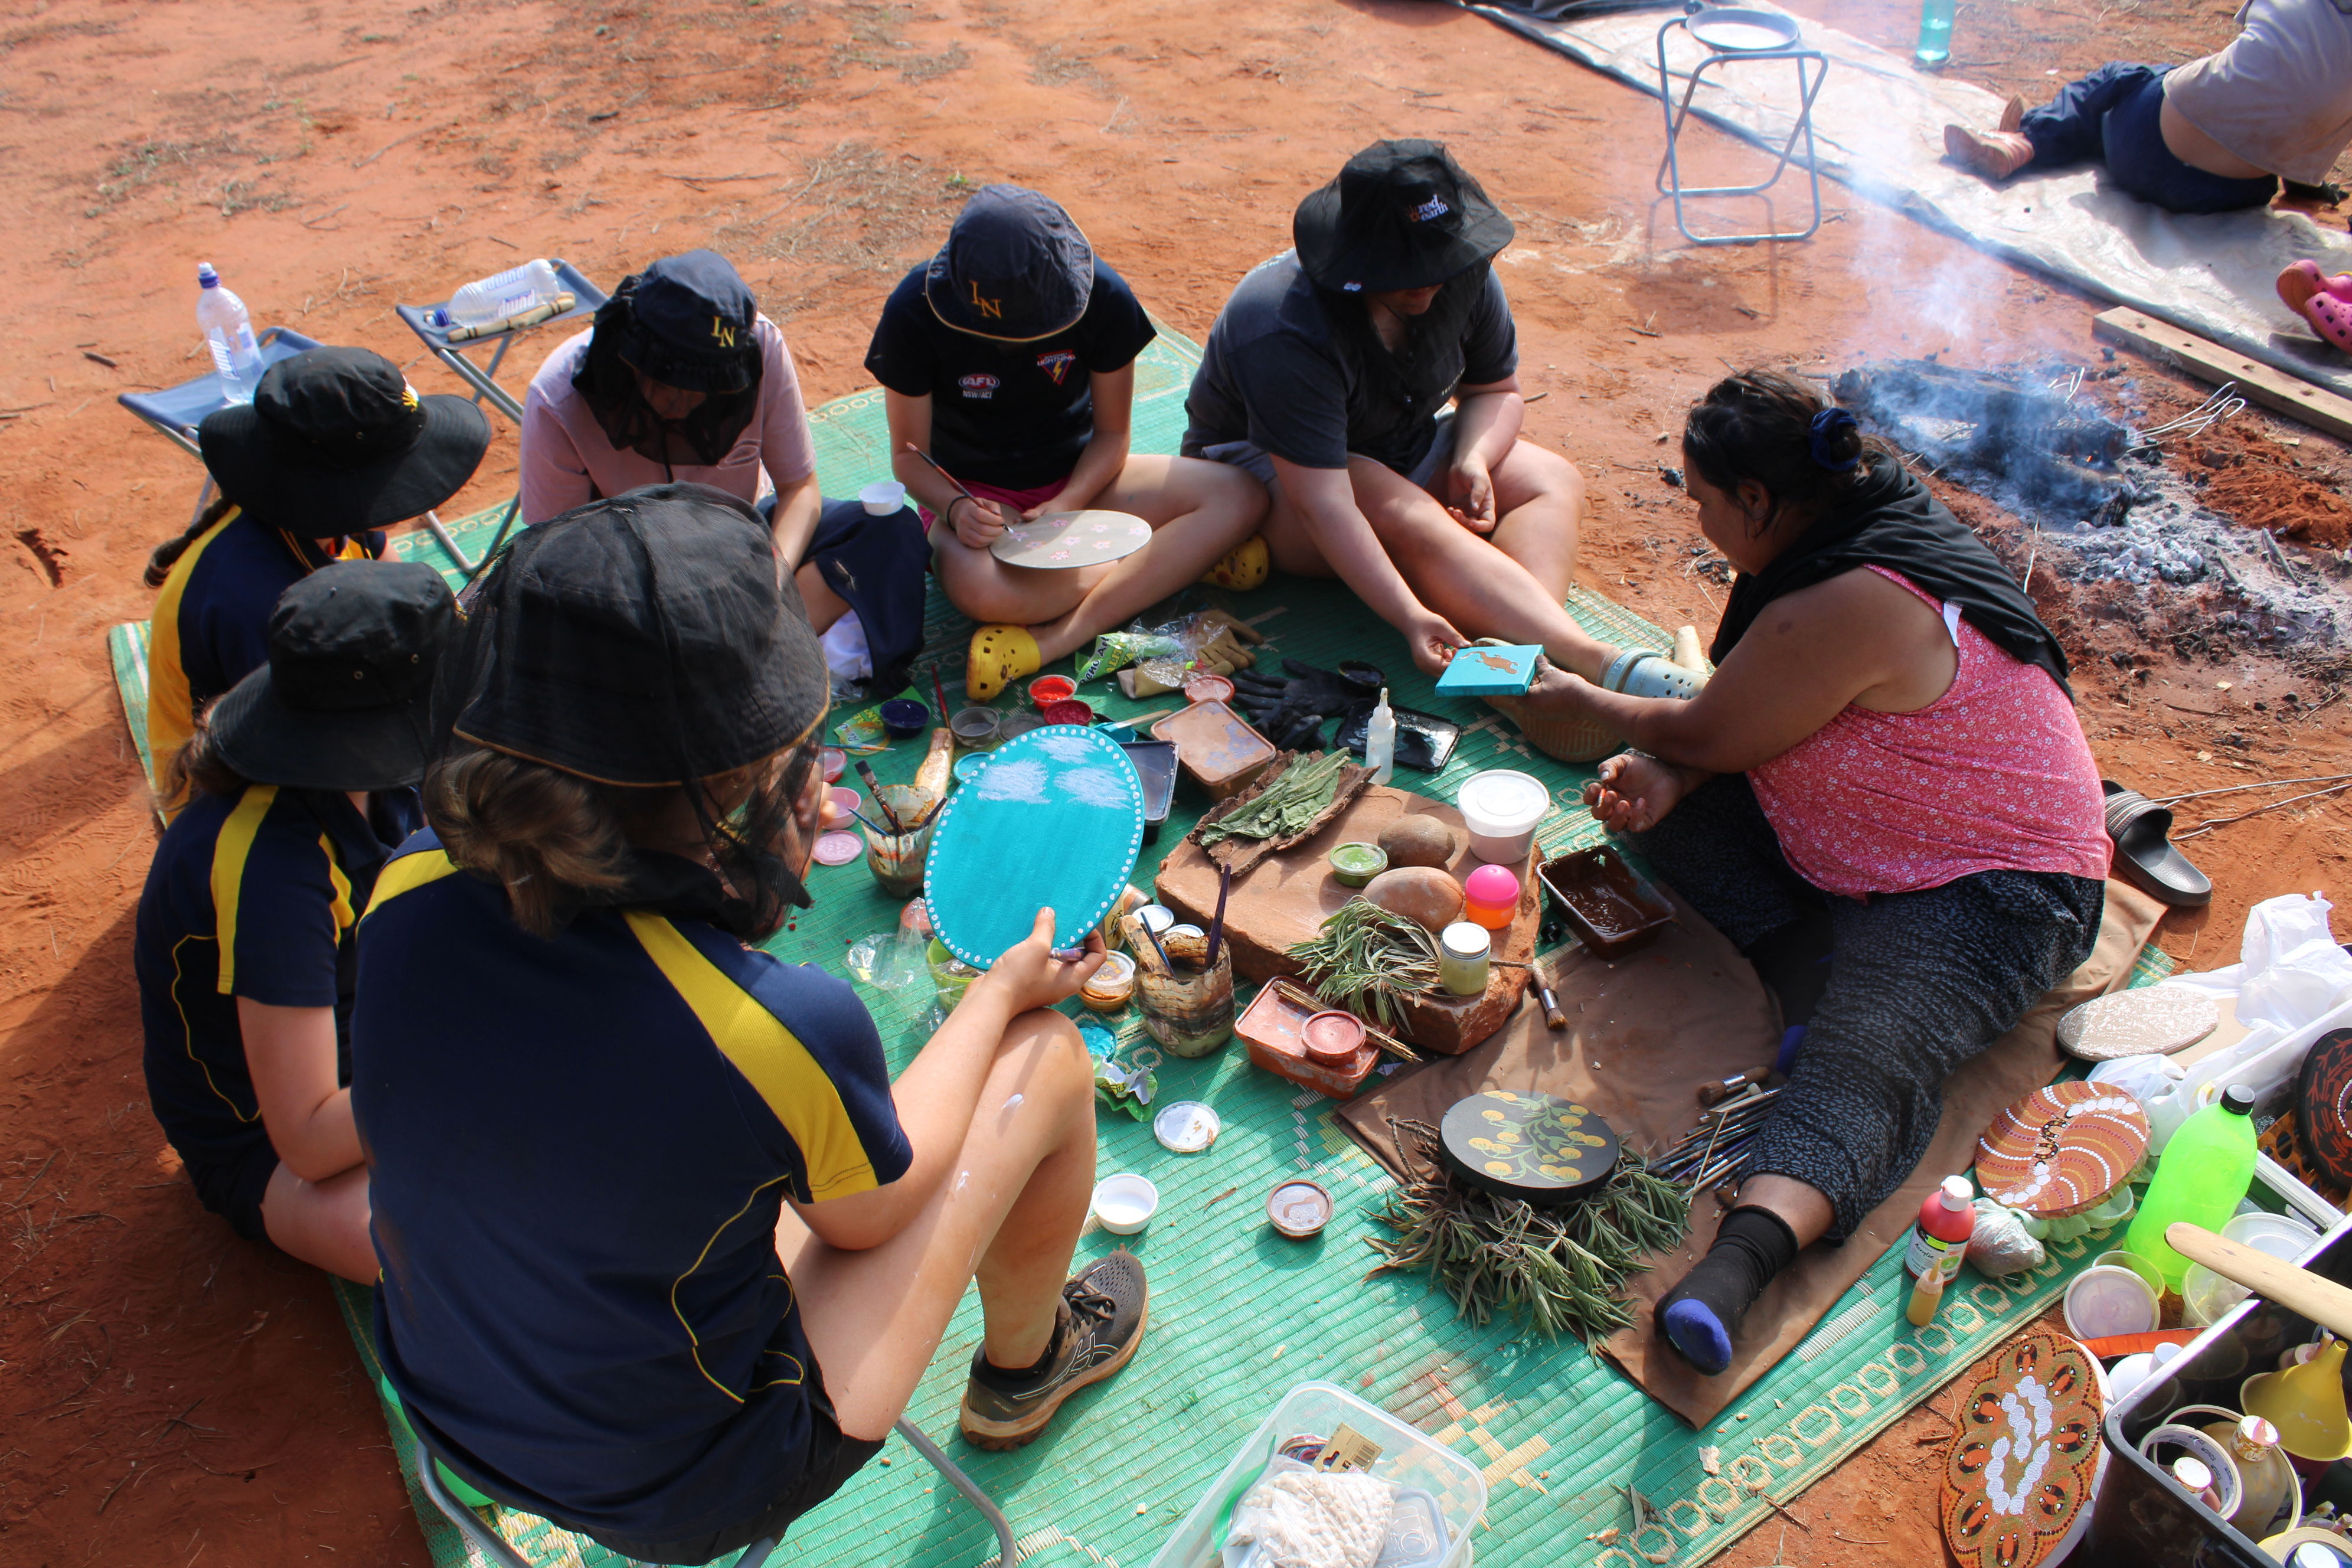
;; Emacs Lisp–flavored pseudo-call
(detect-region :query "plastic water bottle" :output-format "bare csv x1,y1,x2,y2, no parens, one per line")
2126,1084,2258,1290
1913,0,1955,66
1365,687,1396,785
437,259,561,329
196,263,264,405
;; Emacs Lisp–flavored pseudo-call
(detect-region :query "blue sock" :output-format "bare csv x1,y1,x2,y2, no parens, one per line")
1661,1298,1735,1376
1655,1207,1801,1377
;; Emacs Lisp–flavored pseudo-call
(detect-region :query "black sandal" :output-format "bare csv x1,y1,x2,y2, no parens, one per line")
2103,780,2213,907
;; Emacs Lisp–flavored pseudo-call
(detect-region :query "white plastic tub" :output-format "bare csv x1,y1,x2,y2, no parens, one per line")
1456,769,1549,864
1148,1381,1488,1568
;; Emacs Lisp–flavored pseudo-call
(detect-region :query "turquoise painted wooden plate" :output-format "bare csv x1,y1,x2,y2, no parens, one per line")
923,724,1145,969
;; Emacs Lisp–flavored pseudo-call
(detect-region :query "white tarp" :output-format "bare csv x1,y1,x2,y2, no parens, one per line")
1474,1,2352,398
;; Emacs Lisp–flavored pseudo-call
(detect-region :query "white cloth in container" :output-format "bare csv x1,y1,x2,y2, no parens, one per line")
1223,1458,1399,1568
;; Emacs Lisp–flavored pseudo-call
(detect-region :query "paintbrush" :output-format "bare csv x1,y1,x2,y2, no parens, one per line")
854,760,906,832
1204,863,1232,971
930,666,953,725
1136,916,1175,976
904,443,980,509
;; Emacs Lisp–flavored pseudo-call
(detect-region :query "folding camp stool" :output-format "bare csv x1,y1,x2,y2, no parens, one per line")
411,1418,1019,1568
117,326,324,528
1653,2,1828,247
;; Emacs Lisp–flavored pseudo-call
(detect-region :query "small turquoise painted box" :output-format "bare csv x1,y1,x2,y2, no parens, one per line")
1434,643,1541,698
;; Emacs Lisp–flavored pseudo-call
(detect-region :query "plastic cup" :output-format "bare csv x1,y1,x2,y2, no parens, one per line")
2094,1249,2165,1296
878,700,929,739
860,479,907,516
1028,675,1076,712
2063,1263,2160,1340
1092,1173,1159,1234
820,746,848,783
1456,769,1549,863
949,707,1002,750
864,785,939,898
1041,698,1095,726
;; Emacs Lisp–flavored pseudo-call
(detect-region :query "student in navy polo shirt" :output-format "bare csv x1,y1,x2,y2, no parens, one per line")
143,347,490,817
865,185,1268,699
354,485,1145,1564
135,561,453,1282
1186,141,1619,684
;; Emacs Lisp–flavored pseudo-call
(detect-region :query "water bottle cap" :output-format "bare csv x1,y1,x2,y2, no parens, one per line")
198,262,220,286
2223,1084,2256,1115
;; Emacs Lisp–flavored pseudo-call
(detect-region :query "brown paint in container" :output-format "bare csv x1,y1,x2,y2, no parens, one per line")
1268,1179,1335,1239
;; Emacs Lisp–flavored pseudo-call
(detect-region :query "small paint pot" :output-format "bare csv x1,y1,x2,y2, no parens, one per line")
1463,864,1520,930
1028,674,1076,712
1184,674,1236,703
820,746,848,783
1268,1178,1334,1239
899,898,933,938
1154,1099,1221,1153
878,700,930,739
1328,841,1388,888
1092,1173,1159,1235
858,479,907,516
827,786,863,823
949,707,1003,750
811,829,864,866
953,752,992,785
1302,1010,1367,1068
1040,698,1095,726
1081,950,1137,1012
1100,723,1138,744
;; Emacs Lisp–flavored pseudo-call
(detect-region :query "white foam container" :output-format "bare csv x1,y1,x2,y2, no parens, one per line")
1149,1381,1488,1568
1456,769,1549,864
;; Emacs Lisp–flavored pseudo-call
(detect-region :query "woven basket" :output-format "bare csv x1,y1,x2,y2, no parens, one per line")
1481,691,1618,763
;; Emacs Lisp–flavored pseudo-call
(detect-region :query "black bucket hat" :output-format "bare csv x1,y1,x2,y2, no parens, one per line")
207,560,456,792
924,184,1095,342
1293,139,1516,295
199,348,492,535
446,483,827,788
607,250,762,394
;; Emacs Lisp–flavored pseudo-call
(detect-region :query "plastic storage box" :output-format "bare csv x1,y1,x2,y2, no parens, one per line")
1149,1381,1489,1568
2080,1192,2348,1565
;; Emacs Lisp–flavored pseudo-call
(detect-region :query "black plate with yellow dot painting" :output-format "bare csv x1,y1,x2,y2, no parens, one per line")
1438,1090,1621,1206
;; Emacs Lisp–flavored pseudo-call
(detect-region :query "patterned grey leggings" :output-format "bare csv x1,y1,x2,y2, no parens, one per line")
1633,775,2105,1237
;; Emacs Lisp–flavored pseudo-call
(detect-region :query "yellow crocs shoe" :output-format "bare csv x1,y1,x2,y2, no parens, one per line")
1198,535,1269,592
965,625,1041,702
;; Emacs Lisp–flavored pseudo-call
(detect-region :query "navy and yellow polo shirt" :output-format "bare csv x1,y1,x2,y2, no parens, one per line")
351,831,912,1547
146,507,382,815
133,784,422,1185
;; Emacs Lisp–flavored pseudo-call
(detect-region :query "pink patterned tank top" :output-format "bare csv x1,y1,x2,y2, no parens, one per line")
1747,568,2111,899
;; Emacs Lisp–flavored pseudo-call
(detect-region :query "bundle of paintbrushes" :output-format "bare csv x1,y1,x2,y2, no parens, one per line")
1652,1084,1782,1191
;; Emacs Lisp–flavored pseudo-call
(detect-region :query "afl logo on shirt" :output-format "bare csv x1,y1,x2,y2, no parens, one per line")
958,373,1000,400
1034,349,1077,386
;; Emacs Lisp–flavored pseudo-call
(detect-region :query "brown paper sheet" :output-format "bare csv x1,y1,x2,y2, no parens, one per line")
1335,878,2165,1427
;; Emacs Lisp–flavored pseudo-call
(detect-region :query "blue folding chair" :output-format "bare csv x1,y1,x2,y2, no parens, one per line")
117,326,324,524
395,259,607,428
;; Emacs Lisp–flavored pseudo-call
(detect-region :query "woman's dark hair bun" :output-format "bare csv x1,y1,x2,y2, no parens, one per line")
1682,368,1889,535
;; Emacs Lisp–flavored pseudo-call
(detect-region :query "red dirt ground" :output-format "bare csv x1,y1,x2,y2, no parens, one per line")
2,1,2347,1565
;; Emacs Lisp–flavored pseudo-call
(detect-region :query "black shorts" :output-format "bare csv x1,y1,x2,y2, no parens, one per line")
183,1142,280,1243
582,1367,886,1566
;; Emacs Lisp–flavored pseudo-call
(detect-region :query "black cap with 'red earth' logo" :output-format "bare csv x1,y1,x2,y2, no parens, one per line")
197,346,491,535
1292,138,1516,295
207,560,456,792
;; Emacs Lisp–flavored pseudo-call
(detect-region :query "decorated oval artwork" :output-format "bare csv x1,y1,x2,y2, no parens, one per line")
1974,1080,2148,1217
989,508,1152,570
1437,1090,1620,1205
1941,1329,2102,1568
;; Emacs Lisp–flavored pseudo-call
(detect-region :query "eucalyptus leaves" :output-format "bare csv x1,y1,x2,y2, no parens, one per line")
1288,899,1441,1030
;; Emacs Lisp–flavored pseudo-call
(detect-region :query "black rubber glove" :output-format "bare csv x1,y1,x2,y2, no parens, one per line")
1230,659,1384,750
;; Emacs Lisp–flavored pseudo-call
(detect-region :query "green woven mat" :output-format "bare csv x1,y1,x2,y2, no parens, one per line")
109,325,2175,1568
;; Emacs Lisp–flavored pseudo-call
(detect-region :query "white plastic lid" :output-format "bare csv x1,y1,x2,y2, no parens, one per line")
1456,769,1548,831
1440,921,1490,960
2172,1455,2213,1492
1940,1174,1974,1207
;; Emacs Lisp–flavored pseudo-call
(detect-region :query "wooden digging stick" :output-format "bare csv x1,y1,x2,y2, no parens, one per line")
2167,1223,2352,1338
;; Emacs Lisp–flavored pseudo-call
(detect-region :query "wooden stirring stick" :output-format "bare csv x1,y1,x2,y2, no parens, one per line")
2167,1223,2352,1339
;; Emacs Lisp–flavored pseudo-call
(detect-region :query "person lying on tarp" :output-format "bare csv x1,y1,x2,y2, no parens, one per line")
520,249,930,691
1510,370,2111,1376
143,347,489,817
1942,0,2352,215
867,182,1268,701
1182,139,1608,681
352,485,1146,1565
136,561,453,1283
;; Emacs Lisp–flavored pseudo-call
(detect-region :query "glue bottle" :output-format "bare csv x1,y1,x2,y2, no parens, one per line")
1365,687,1396,785
1904,1175,1975,1327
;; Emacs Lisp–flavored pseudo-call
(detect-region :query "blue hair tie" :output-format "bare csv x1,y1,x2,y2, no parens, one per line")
1808,407,1861,471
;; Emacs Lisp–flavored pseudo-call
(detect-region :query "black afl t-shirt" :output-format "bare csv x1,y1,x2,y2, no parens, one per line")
863,259,1156,489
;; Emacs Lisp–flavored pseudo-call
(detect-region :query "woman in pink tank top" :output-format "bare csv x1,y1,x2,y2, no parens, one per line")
1510,370,2109,1378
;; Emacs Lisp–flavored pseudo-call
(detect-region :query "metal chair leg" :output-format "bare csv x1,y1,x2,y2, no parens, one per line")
894,1417,1019,1568
414,1449,533,1568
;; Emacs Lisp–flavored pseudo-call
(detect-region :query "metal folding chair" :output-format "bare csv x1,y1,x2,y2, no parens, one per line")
395,259,608,428
117,326,324,525
1653,3,1828,247
410,1417,1018,1568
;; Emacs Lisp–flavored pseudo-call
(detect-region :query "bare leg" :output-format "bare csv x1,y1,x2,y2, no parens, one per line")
1257,440,1611,680
793,561,851,636
260,1162,377,1285
933,456,1266,664
1729,1174,1834,1249
776,1010,1097,1442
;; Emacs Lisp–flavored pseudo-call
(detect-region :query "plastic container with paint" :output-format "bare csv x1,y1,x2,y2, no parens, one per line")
1080,950,1136,1013
1438,922,1491,997
1091,1173,1159,1234
949,707,1003,750
1028,674,1076,712
1328,841,1387,888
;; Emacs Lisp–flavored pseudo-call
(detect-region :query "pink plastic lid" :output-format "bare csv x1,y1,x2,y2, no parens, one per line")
1464,864,1520,906
812,830,864,866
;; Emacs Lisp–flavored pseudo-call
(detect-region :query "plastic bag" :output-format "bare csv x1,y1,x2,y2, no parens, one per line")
1966,1199,2047,1277
2238,891,2352,1030
1223,1456,1398,1568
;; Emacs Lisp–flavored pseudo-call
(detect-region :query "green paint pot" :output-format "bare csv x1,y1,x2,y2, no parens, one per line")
1329,841,1389,888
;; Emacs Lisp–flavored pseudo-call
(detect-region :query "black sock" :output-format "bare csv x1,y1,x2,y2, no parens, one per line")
1657,1207,1801,1375
976,1304,1068,1387
1740,914,1834,1031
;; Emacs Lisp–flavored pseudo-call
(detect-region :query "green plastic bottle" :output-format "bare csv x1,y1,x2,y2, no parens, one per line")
2126,1084,2259,1291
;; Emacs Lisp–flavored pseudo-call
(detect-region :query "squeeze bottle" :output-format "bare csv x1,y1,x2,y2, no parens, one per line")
195,263,263,404
2126,1084,2258,1290
1365,687,1396,785
1905,1175,1974,1326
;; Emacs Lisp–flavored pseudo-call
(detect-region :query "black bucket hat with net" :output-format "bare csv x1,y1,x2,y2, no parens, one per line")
441,482,830,934
1292,139,1515,295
